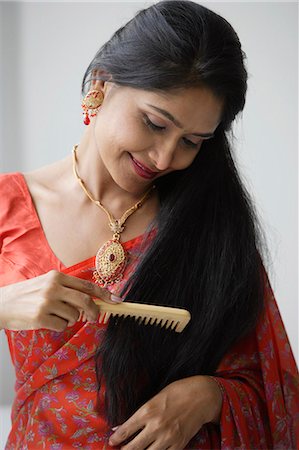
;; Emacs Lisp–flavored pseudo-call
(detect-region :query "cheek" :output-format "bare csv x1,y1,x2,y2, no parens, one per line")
97,116,148,152
119,118,152,151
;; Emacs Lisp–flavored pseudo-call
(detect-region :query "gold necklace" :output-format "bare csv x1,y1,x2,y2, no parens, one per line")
72,144,156,287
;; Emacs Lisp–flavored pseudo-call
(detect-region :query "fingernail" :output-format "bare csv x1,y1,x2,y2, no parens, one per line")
111,426,119,431
111,294,123,303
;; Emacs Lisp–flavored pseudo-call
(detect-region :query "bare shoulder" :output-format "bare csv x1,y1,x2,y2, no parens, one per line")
22,156,71,200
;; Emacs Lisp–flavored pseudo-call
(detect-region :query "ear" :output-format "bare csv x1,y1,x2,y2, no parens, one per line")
91,69,112,94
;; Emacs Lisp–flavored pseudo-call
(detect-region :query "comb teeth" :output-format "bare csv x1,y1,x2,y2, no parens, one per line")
93,299,191,333
137,316,169,329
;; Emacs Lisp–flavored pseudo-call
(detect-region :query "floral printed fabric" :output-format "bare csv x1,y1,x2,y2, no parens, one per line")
1,172,299,449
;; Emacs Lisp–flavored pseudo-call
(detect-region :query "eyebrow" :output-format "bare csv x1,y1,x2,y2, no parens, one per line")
145,103,215,138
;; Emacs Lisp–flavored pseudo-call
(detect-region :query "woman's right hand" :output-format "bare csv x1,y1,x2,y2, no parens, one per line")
0,269,121,332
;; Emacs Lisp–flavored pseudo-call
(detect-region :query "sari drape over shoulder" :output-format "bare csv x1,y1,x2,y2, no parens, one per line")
1,172,298,450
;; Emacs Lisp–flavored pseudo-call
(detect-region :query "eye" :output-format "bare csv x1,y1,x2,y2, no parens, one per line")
143,115,165,131
182,138,199,149
143,114,200,149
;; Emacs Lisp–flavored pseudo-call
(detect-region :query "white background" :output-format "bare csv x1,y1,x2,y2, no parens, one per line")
0,1,298,446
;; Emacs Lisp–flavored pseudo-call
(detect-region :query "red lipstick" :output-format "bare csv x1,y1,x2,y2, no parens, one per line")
130,155,158,179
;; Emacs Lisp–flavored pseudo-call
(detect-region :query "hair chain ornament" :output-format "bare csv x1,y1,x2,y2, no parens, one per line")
72,144,156,287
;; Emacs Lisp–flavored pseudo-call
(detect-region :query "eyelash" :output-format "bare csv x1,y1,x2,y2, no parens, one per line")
143,116,199,149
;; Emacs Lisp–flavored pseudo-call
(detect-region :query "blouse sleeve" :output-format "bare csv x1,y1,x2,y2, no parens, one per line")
211,271,299,449
0,172,48,285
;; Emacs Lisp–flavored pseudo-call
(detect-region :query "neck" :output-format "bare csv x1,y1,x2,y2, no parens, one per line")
62,129,159,218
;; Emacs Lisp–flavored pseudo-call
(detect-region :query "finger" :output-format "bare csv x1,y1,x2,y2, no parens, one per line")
53,285,100,322
148,441,178,450
144,438,183,450
109,421,144,447
59,272,121,303
145,444,171,450
118,428,154,450
46,300,81,326
41,314,69,332
166,446,185,450
58,272,123,305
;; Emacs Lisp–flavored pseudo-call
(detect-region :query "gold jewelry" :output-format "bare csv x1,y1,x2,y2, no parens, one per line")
81,89,104,125
72,144,156,287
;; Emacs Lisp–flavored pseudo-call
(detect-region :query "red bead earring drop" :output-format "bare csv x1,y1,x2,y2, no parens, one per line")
81,90,104,125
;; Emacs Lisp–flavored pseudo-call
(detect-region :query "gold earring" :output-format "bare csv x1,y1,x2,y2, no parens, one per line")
81,89,104,125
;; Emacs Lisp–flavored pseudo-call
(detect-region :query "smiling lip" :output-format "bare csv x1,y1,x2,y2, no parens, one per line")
130,154,159,179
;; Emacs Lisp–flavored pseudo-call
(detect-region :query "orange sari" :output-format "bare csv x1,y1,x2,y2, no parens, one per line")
1,172,298,450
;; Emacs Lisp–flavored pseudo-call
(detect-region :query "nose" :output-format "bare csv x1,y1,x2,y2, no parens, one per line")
148,139,177,171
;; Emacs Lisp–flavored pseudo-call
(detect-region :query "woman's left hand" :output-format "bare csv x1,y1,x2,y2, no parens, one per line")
108,375,222,450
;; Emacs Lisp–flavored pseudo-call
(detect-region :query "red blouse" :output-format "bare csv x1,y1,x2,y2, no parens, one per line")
0,172,298,450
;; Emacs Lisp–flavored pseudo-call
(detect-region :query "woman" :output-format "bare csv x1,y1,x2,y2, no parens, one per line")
0,1,298,449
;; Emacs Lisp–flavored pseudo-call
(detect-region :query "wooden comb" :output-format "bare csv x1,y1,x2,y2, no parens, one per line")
92,299,191,333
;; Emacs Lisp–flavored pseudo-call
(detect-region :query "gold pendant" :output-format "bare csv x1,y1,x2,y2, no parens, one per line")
92,238,127,287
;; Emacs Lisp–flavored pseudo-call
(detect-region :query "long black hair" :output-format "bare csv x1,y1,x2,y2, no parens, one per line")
81,0,268,427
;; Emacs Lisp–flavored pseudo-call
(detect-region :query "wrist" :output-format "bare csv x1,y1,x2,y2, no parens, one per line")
179,375,223,425
187,375,223,424
203,376,223,424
